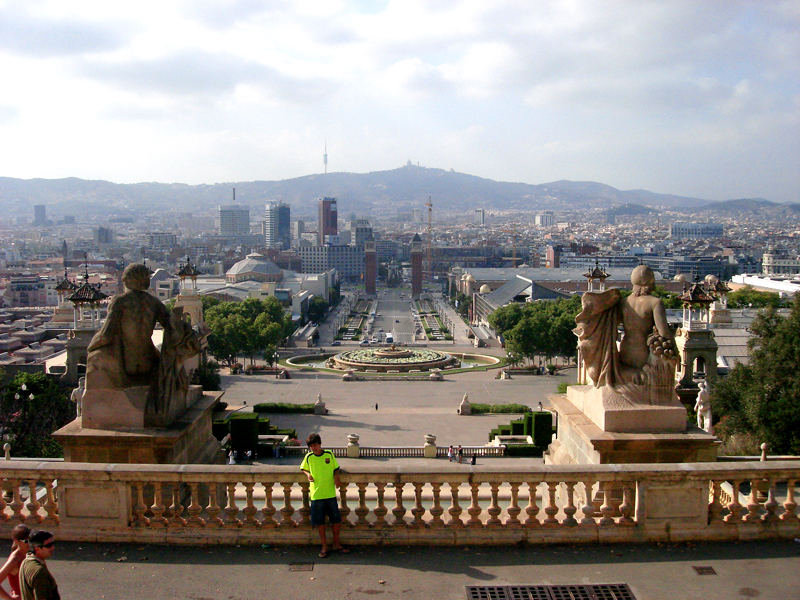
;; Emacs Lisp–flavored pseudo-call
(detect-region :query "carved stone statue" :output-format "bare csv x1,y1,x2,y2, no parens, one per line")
314,393,327,415
694,380,713,434
575,265,679,406
458,393,471,415
70,377,85,416
83,263,202,428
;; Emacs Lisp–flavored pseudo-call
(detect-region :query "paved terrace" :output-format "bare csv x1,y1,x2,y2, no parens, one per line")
38,539,800,599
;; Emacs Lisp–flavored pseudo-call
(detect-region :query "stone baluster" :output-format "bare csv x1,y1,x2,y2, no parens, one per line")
0,486,7,522
7,481,24,523
224,483,241,527
42,480,58,525
411,482,425,527
780,479,797,521
543,482,559,526
338,482,352,526
466,482,482,527
298,482,311,527
25,481,43,525
446,481,464,527
562,482,577,527
506,482,522,527
524,481,541,528
169,485,187,527
762,479,778,522
355,483,369,526
261,482,277,528
723,480,743,523
279,482,295,528
618,484,634,525
486,482,502,527
429,482,445,528
391,482,407,527
708,480,723,523
133,482,150,526
186,483,204,527
599,483,615,526
243,482,259,527
374,482,388,528
580,480,595,527
744,479,762,522
150,482,168,527
206,485,223,528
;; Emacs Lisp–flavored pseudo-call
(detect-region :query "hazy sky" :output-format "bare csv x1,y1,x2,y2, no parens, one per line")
0,1,798,202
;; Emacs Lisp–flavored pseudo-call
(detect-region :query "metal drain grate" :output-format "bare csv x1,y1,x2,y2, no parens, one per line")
693,566,717,575
466,584,635,600
288,562,314,571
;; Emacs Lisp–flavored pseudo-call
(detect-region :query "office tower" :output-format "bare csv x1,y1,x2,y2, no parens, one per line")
474,209,485,225
364,236,377,295
535,212,554,227
95,227,113,244
411,233,423,298
265,201,291,249
33,205,46,225
351,219,373,248
218,205,250,236
318,197,337,245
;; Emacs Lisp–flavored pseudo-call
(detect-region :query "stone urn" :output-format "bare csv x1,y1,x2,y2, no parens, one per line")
423,433,437,458
458,393,471,415
346,433,360,458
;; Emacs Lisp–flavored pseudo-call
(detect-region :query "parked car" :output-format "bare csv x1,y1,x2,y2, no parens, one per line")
331,341,341,346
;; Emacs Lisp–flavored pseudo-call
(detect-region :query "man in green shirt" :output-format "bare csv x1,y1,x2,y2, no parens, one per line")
19,530,60,600
300,433,349,558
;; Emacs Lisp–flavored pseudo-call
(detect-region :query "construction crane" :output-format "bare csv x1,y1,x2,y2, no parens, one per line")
425,196,433,281
500,226,522,267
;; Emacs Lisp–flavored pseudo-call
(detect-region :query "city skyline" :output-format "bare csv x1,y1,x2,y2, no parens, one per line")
0,2,797,203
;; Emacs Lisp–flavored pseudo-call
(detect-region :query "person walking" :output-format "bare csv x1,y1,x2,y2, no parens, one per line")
19,530,59,600
0,524,30,600
447,445,454,462
300,433,349,558
457,445,464,464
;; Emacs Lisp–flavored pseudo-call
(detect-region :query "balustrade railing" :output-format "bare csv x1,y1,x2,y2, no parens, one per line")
282,446,506,459
1,461,797,545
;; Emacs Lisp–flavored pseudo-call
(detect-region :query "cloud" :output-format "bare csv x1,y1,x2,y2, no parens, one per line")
0,5,130,57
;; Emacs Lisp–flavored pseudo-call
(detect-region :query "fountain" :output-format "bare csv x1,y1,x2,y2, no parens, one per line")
326,344,460,372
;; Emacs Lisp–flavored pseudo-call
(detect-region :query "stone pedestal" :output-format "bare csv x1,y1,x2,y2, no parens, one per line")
545,393,719,466
53,389,225,465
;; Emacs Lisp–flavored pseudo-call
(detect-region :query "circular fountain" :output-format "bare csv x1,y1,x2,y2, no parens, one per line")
326,345,460,372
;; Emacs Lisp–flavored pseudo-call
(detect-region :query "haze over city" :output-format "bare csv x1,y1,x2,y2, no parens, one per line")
0,1,798,203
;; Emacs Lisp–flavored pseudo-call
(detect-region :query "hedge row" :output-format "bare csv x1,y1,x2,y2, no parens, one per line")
253,403,315,413
471,403,531,414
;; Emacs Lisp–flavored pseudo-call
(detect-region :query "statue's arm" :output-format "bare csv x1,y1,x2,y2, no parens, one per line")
652,300,672,339
154,298,172,330
87,297,120,351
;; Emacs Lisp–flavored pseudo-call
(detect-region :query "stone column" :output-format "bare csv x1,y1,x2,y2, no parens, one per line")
346,433,360,458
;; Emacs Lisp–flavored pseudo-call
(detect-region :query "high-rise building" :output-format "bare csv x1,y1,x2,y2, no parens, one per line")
265,202,291,249
33,205,47,226
411,233,423,298
474,209,485,226
535,212,554,227
95,227,113,245
218,205,250,236
351,219,373,248
669,222,723,239
364,236,377,296
318,197,337,245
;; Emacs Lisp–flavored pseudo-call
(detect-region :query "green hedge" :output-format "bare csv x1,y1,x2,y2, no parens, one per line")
557,382,577,394
532,411,553,447
471,403,531,414
212,419,229,441
503,444,544,457
253,403,315,413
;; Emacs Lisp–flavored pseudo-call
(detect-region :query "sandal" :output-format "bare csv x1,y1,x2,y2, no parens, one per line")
318,550,329,558
333,546,350,554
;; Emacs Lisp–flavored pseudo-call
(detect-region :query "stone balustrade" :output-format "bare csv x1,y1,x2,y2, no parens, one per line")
1,461,798,545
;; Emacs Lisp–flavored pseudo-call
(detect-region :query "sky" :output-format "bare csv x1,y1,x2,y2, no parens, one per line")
0,0,798,202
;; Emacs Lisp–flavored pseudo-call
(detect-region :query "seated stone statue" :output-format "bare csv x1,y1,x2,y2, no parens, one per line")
574,265,679,406
85,263,201,426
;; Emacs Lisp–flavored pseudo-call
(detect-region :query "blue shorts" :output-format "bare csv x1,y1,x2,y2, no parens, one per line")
310,497,342,527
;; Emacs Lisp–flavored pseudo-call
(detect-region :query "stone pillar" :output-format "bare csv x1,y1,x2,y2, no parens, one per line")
423,434,437,458
346,433,360,458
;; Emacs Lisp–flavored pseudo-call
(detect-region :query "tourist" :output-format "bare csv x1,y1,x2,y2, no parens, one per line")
471,453,477,466
447,445,454,462
19,530,59,600
227,450,235,465
300,433,349,558
457,445,463,464
0,524,30,600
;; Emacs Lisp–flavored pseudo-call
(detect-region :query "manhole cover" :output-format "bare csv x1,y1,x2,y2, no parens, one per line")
693,566,717,575
466,584,635,600
289,562,314,572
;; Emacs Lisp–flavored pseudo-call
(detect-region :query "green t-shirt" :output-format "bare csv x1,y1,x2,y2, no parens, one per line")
300,449,340,500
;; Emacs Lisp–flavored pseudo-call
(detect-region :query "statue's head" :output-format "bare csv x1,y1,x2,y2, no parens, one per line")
122,264,151,291
631,265,655,296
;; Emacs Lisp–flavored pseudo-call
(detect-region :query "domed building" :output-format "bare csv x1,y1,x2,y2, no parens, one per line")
226,253,283,284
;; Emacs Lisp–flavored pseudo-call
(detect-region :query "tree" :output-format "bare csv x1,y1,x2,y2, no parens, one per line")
712,296,800,454
651,286,683,309
307,296,328,324
727,286,783,309
0,373,75,458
